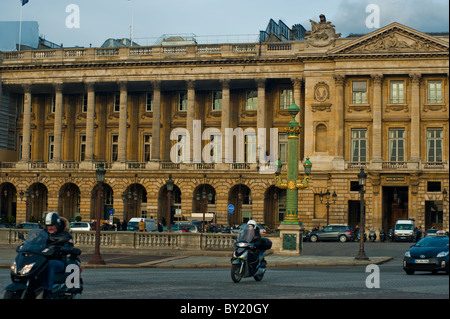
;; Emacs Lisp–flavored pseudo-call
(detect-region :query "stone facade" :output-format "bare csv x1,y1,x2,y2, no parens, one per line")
0,21,448,233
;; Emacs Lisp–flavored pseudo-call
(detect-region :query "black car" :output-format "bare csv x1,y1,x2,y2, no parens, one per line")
307,224,354,243
403,235,449,275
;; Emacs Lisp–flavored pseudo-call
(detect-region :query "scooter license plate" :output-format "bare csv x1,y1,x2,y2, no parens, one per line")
414,259,429,264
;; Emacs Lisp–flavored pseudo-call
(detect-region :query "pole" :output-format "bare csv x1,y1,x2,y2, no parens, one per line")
356,184,368,260
89,183,105,264
18,3,23,51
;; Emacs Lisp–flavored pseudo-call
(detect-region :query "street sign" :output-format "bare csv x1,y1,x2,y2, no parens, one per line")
227,204,234,214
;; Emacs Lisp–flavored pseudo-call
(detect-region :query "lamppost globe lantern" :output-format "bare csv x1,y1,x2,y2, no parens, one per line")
166,174,174,192
288,101,300,118
303,157,312,176
332,190,337,203
96,164,106,183
358,168,367,186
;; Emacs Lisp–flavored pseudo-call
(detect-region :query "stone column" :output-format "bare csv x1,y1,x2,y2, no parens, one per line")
84,81,95,162
333,75,345,159
410,74,421,162
256,78,266,163
117,81,128,163
21,85,32,162
186,80,195,162
151,80,161,161
220,79,230,163
371,74,383,166
52,82,63,162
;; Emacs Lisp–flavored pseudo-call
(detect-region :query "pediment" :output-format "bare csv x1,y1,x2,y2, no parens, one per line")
329,22,449,56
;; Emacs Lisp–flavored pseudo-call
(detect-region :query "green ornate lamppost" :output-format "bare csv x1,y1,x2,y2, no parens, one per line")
274,101,312,253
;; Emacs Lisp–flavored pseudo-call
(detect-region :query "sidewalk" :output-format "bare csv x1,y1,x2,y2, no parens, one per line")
0,246,392,269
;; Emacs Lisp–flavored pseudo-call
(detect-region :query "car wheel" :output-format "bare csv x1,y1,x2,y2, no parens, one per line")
310,235,318,242
405,269,414,275
339,235,347,243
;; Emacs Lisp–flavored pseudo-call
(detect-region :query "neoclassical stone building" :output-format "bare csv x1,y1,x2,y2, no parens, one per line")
0,19,449,232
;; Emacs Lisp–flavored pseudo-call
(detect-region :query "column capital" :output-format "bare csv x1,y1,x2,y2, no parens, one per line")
291,77,304,89
53,82,64,93
220,79,230,90
333,74,346,86
371,74,384,85
151,80,161,90
409,73,422,86
186,79,195,90
22,84,32,93
117,80,128,91
84,80,95,92
256,78,266,88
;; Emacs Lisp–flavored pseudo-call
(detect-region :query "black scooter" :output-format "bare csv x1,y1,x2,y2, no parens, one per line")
369,230,377,242
4,230,83,299
379,229,386,242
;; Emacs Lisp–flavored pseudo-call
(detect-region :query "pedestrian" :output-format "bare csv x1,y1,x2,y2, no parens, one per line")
122,219,127,231
139,219,145,232
158,222,163,232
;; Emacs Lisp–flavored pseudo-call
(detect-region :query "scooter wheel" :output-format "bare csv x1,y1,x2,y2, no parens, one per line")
254,272,265,281
231,264,243,283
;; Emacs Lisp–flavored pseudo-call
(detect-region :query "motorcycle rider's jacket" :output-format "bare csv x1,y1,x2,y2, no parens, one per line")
46,217,74,261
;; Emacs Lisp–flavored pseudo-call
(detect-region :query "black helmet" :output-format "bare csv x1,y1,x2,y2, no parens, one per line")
45,212,61,228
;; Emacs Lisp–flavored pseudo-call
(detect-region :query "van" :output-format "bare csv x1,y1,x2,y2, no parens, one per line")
127,218,157,232
394,219,415,242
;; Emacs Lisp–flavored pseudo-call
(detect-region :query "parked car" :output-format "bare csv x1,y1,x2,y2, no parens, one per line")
16,222,42,229
70,221,91,231
307,224,354,242
424,229,439,237
403,235,449,275
175,221,199,233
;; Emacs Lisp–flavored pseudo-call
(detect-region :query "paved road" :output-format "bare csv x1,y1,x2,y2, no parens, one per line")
1,241,447,301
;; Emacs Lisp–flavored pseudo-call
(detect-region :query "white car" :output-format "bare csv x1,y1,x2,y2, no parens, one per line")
70,222,91,231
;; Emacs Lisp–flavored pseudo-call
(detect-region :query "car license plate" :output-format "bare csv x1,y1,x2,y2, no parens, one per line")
414,259,429,264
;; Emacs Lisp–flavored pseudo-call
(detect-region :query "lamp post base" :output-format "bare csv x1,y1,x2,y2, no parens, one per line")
355,250,369,261
88,253,106,265
278,223,303,255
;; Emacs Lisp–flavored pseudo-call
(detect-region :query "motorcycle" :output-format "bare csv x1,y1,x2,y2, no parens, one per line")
4,230,83,299
230,224,271,283
388,229,394,242
379,229,386,242
369,230,377,242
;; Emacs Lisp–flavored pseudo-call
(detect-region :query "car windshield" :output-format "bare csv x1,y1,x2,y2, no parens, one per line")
396,224,413,230
237,224,255,243
414,236,449,248
21,229,48,252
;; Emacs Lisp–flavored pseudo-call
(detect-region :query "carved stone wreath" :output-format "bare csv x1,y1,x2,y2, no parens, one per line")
314,82,330,102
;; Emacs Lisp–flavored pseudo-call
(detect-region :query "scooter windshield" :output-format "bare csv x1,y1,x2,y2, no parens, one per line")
237,224,255,243
21,229,48,252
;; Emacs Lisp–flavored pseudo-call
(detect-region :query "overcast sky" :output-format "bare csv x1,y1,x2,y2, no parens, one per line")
0,0,448,48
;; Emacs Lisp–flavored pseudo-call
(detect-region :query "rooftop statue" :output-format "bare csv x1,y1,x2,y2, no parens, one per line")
305,14,341,47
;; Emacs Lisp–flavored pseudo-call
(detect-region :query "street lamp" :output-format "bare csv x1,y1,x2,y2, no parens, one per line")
355,168,368,260
89,164,106,265
166,174,174,233
319,190,337,226
274,100,312,254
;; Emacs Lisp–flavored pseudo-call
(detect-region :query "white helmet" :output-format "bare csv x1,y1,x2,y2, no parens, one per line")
247,220,256,227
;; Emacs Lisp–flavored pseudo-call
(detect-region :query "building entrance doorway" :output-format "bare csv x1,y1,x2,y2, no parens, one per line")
425,201,443,230
382,186,408,231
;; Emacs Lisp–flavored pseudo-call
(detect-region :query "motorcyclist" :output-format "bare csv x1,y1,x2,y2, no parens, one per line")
41,212,74,298
246,220,269,274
